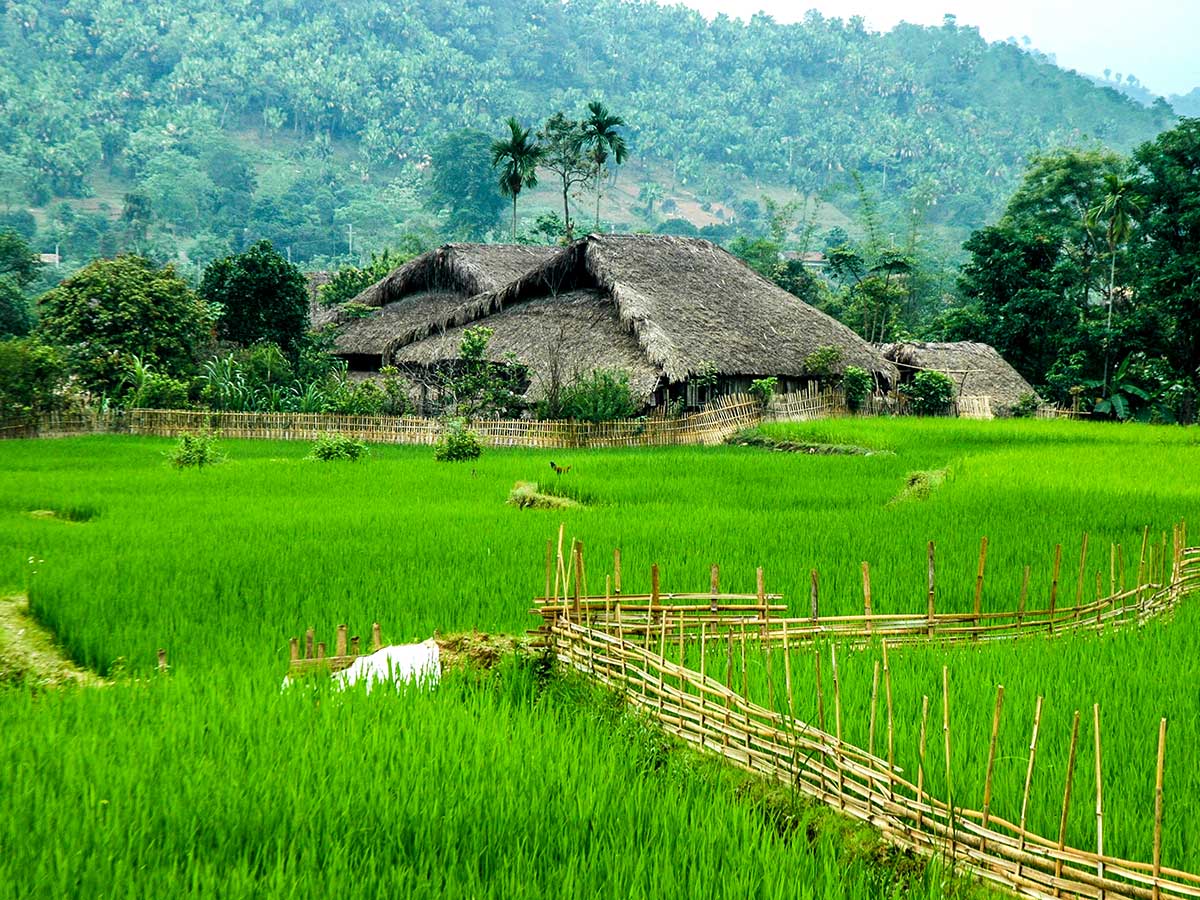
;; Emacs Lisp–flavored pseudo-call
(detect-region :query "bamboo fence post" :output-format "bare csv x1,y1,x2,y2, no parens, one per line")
710,564,720,613
1154,717,1167,900
782,622,794,719
943,666,955,858
572,540,583,617
814,645,826,732
555,524,566,607
917,695,930,828
289,638,299,662
335,625,347,658
371,622,382,653
156,648,168,673
974,536,989,636
1054,710,1082,895
651,563,660,612
757,566,767,637
305,627,314,660
724,628,733,748
740,629,748,700
927,542,936,636
981,684,1004,854
1110,542,1117,599
1075,532,1089,619
1096,571,1103,628
1118,543,1126,592
1048,544,1062,633
545,539,552,602
1095,703,1106,898
862,561,873,637
1137,527,1150,610
579,541,589,607
698,624,707,748
831,644,845,809
1018,565,1030,629
613,547,622,597
868,660,880,758
605,575,612,623
350,636,360,656
1017,696,1045,877
882,640,895,799
678,611,686,671
810,569,820,627
317,641,326,661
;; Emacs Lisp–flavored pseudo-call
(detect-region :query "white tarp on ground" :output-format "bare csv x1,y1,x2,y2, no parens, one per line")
333,640,441,692
282,639,441,692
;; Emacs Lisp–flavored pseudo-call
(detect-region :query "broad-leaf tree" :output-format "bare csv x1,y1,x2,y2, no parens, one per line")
429,130,507,240
201,241,309,357
538,113,589,241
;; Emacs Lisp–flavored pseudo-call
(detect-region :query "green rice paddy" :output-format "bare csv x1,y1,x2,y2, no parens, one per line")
1,418,1198,897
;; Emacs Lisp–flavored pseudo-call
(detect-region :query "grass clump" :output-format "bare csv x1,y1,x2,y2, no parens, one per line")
308,432,369,461
166,430,223,469
727,427,884,456
507,481,582,511
889,468,948,504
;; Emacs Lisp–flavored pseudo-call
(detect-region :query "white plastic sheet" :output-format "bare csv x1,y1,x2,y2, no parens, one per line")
282,639,441,692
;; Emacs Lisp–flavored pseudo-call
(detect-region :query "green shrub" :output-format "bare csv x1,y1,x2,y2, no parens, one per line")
803,345,843,382
749,376,778,406
1010,392,1041,418
308,433,370,461
560,369,638,423
130,373,191,410
434,419,482,462
0,338,66,417
842,366,872,411
167,431,223,469
900,371,956,415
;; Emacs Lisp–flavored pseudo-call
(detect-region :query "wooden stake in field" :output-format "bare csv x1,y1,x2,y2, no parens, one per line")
1154,717,1167,900
371,622,382,653
1053,709,1081,895
1094,703,1106,897
1017,695,1045,877
782,622,795,719
862,561,873,637
942,666,955,859
613,546,622,597
1018,565,1030,629
927,542,936,636
1137,526,1150,610
336,624,347,658
710,564,720,613
757,566,767,637
545,539,553,602
868,659,880,758
831,644,845,809
814,645,826,732
698,624,707,749
1049,545,1062,634
981,684,1004,854
1074,532,1089,620
974,536,989,636
916,694,930,828
810,569,820,626
882,640,895,800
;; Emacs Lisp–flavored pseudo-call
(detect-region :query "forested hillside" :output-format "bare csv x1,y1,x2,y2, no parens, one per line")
0,0,1176,267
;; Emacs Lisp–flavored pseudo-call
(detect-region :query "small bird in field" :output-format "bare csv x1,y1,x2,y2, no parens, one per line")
550,461,571,475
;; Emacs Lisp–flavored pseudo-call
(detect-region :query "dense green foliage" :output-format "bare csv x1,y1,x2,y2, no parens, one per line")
842,366,872,410
434,419,483,462
950,120,1200,418
35,256,213,395
201,242,309,357
165,431,223,469
559,369,638,423
0,0,1176,268
0,230,39,338
308,432,370,462
900,370,956,414
0,339,66,416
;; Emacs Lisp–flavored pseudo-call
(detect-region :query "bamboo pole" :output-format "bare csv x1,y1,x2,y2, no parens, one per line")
982,684,1005,850
863,561,873,637
1095,703,1105,897
651,563,660,613
613,547,622,596
1118,543,1126,592
832,644,845,809
1054,710,1082,895
1154,717,1167,900
305,627,314,660
917,694,930,828
810,569,820,625
869,660,880,758
1018,565,1031,628
710,564,720,613
698,624,707,748
943,665,955,858
927,542,936,636
1110,543,1117,598
545,539,552,602
555,524,566,607
289,637,299,662
882,640,895,800
371,622,382,653
757,566,768,635
1018,696,1045,876
782,622,794,718
974,536,989,635
1137,527,1150,609
1049,545,1062,634
1075,533,1090,617
336,625,347,658
814,645,826,732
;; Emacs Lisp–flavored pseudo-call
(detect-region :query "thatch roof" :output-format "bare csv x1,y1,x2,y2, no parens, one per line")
879,341,1038,409
391,289,662,403
399,233,896,384
324,243,558,356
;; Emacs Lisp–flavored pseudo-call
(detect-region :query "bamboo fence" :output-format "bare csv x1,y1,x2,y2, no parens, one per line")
533,524,1200,900
1,386,1003,447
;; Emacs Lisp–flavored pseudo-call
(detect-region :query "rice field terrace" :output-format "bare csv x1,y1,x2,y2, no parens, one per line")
1,418,1198,898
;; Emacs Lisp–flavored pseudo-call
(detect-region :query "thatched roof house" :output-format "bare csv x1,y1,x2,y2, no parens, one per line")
320,243,557,370
384,234,895,409
879,341,1038,411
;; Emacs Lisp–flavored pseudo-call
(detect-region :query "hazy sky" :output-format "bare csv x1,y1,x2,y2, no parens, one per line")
674,0,1199,96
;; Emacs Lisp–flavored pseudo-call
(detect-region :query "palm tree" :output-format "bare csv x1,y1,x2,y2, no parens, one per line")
581,101,628,232
1086,173,1143,394
491,118,544,242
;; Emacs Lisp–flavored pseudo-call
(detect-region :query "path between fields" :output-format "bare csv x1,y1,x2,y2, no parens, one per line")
0,595,107,688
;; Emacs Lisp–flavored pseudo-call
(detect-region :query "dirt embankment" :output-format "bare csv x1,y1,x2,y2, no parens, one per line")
0,595,107,689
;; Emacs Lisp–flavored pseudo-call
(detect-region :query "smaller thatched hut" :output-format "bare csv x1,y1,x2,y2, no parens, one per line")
879,341,1038,411
320,244,558,371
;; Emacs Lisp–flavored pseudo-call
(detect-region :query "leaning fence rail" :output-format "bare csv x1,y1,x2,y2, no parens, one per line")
533,523,1199,900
